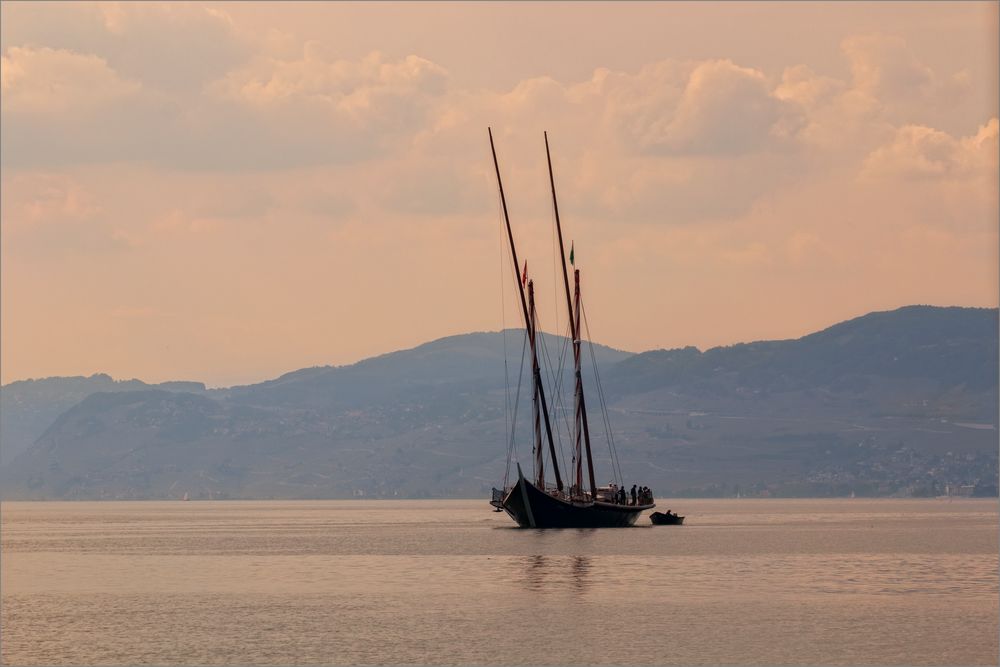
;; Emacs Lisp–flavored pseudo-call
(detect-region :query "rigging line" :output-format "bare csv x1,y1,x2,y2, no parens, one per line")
543,317,572,450
552,318,571,401
551,348,575,484
545,196,572,426
490,148,528,334
543,330,573,481
492,159,538,486
581,297,624,486
549,209,575,451
554,336,574,473
536,328,571,483
505,329,530,488
535,329,557,478
593,331,624,486
497,188,513,484
550,199,559,338
551,327,576,471
494,171,523,488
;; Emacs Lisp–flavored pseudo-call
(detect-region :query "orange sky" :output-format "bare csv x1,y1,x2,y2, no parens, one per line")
2,2,997,387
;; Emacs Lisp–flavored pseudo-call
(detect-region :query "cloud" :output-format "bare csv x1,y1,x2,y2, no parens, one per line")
1,45,178,169
0,6,446,169
0,172,102,240
634,60,805,155
378,157,491,217
405,59,814,224
1,18,995,232
201,48,452,168
1,22,985,193
0,171,133,258
211,47,450,149
2,6,997,389
1,2,251,93
861,118,999,181
516,59,807,157
214,46,448,109
839,33,980,135
554,150,808,228
1,42,454,170
774,65,846,111
842,33,935,99
1,46,142,114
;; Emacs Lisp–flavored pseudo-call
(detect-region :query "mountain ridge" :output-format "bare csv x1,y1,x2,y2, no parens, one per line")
2,305,996,499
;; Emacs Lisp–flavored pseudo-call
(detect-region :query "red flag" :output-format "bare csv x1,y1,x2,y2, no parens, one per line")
521,261,527,287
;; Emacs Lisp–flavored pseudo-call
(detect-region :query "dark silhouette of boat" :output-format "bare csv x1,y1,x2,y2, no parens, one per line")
650,511,685,525
486,129,654,528
492,464,650,528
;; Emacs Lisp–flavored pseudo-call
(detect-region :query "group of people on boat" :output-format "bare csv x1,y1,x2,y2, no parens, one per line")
606,483,653,506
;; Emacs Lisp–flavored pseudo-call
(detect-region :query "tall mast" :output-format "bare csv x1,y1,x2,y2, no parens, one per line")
545,131,576,334
573,270,582,492
575,269,597,496
544,132,596,499
529,281,543,488
489,128,564,493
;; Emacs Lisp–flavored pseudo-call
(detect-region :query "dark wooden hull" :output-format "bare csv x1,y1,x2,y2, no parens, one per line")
493,472,652,528
649,511,684,525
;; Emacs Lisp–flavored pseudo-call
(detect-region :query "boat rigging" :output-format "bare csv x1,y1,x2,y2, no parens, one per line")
488,128,655,528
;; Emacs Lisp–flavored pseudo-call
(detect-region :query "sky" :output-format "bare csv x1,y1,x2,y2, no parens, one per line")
1,1,997,387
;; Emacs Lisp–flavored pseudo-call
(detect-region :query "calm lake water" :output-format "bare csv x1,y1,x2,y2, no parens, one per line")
2,498,997,665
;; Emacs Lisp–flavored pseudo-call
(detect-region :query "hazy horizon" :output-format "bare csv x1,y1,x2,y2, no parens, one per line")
1,302,995,389
3,2,997,388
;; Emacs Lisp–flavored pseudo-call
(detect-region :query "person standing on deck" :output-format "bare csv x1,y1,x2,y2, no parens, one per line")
630,485,637,506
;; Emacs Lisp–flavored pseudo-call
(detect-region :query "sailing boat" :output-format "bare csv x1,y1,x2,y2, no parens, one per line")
488,128,655,528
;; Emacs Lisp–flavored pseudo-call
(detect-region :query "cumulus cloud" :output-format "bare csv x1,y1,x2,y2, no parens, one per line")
215,46,448,108
774,65,846,111
840,32,980,134
861,118,999,181
766,33,989,166
842,33,935,100
211,47,449,150
636,60,805,155
1,46,142,114
548,59,805,157
1,2,251,92
2,4,997,388
405,59,813,224
556,150,808,227
582,61,690,144
2,22,986,190
1,46,172,168
1,43,454,169
200,48,454,168
0,17,995,229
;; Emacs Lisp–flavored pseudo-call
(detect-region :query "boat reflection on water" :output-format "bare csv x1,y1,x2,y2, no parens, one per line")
515,554,593,593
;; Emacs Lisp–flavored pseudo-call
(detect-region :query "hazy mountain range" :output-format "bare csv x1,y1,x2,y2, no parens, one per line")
2,305,997,500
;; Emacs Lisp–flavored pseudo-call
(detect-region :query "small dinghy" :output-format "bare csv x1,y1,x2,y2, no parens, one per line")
650,511,684,525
